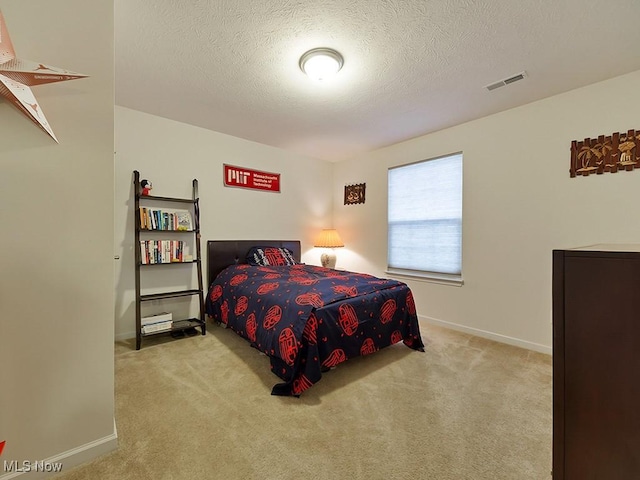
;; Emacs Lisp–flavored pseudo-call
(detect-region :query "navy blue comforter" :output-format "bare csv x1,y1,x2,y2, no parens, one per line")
205,263,424,396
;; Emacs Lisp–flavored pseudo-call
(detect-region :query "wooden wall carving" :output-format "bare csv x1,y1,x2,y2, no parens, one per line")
344,183,366,205
570,129,639,177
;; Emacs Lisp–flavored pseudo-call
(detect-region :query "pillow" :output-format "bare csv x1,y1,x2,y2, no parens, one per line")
246,246,297,266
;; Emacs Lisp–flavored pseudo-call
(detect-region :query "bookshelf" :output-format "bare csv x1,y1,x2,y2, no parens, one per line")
133,170,206,350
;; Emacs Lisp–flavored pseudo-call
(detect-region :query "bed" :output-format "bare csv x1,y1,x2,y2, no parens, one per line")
205,240,424,396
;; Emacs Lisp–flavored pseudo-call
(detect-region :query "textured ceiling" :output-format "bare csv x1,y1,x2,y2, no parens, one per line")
115,0,640,162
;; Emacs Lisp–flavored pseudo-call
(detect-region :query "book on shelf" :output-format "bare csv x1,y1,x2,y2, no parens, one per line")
162,241,170,263
175,210,193,231
141,312,173,326
140,240,188,264
138,208,193,231
141,321,173,334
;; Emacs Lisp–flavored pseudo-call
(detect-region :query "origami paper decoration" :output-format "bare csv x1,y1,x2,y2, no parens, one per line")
0,10,88,142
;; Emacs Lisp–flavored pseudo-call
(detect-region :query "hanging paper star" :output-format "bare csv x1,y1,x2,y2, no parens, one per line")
0,10,88,142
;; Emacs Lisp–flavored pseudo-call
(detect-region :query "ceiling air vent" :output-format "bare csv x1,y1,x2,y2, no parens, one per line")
485,71,527,91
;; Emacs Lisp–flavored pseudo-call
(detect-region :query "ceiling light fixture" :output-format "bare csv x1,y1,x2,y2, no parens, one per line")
299,48,344,81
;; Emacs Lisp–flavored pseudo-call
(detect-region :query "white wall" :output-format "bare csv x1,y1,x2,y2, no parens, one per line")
114,107,334,339
0,0,115,475
333,70,640,353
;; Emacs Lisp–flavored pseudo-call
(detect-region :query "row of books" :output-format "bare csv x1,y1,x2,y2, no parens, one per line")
139,207,193,231
140,240,193,264
141,312,173,334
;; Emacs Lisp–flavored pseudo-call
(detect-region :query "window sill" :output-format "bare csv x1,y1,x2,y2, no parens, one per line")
385,269,463,287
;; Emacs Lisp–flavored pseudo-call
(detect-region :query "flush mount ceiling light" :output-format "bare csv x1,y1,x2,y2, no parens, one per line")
299,48,344,81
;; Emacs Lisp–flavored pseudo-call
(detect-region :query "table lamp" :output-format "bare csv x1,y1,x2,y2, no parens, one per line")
314,229,344,269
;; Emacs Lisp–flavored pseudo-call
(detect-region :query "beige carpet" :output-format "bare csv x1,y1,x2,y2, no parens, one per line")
54,322,552,480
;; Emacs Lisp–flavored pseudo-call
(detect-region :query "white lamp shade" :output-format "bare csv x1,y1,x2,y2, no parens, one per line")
313,229,344,248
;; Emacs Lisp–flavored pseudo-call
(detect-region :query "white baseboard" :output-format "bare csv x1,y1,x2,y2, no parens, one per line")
0,420,118,480
420,315,552,355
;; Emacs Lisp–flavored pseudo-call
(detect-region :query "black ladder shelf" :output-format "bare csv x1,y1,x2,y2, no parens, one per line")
133,170,206,350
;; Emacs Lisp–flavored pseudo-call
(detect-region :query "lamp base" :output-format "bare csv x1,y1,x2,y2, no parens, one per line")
320,251,337,269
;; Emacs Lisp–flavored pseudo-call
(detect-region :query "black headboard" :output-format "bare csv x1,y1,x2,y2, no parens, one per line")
206,240,301,287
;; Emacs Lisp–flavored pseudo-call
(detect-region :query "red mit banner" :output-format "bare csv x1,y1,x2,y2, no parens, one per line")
223,164,281,192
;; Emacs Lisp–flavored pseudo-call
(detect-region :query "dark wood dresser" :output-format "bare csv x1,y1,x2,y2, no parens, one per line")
553,245,640,479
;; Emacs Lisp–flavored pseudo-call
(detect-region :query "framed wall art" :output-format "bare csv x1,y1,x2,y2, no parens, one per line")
570,128,638,177
223,164,281,192
344,183,365,205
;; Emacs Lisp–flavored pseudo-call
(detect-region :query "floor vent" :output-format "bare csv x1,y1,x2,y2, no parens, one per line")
485,71,527,91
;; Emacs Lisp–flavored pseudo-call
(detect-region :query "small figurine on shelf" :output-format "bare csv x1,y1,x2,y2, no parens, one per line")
140,179,152,196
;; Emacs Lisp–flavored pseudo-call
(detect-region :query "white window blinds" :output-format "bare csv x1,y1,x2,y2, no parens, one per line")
388,153,463,277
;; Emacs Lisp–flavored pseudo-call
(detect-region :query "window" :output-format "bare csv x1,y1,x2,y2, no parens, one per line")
387,152,463,284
